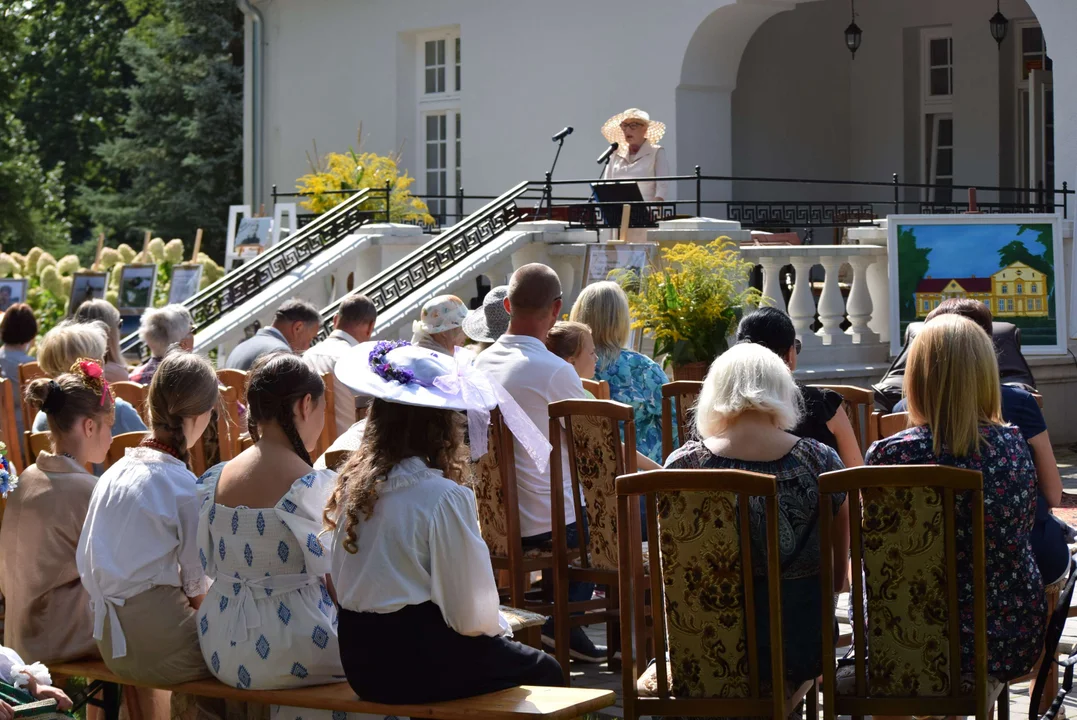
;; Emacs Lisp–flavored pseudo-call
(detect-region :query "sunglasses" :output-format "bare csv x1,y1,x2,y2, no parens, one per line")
620,121,647,130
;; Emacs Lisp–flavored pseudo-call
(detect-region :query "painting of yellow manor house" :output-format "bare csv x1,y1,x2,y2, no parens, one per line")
888,215,1065,355
914,261,1048,319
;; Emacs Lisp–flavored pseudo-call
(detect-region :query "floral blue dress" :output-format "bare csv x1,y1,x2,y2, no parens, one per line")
594,349,671,463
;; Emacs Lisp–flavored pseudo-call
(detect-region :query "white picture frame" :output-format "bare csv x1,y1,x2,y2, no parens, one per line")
0,278,29,312
887,213,1066,355
581,242,657,288
69,272,108,314
168,264,204,305
118,264,158,315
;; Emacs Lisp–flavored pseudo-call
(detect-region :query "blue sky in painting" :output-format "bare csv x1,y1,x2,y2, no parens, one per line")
899,224,1046,278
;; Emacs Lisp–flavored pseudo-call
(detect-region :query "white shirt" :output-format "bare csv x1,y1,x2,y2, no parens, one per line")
473,334,585,537
76,447,209,659
303,329,360,437
602,139,670,202
331,457,509,638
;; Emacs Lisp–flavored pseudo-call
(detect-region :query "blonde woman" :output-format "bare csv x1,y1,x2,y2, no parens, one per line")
74,299,129,383
34,321,146,436
569,281,667,462
866,314,1045,681
658,342,849,688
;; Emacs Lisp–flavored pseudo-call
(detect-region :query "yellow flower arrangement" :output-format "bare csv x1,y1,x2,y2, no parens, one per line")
611,237,762,368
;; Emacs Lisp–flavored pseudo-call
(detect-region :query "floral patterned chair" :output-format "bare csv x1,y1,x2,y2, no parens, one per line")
660,381,701,461
548,398,640,684
615,468,816,720
818,465,1008,720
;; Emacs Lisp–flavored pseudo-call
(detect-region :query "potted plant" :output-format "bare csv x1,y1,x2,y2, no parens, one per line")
613,237,761,381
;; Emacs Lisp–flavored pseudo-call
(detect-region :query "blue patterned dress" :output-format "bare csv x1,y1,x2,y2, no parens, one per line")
196,463,392,720
594,349,671,463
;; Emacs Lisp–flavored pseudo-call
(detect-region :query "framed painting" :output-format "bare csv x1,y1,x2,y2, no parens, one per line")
118,264,158,315
68,272,108,314
582,243,657,288
887,214,1065,355
0,278,28,312
168,264,204,305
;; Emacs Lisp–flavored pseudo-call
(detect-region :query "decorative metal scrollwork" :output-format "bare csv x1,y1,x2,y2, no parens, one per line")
918,202,1056,214
726,202,876,228
566,202,675,230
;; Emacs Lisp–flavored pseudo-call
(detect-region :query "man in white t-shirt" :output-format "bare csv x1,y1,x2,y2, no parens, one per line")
304,294,376,436
474,263,604,663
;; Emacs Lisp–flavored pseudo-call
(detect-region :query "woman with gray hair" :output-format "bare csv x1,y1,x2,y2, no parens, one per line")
131,305,195,384
74,299,130,383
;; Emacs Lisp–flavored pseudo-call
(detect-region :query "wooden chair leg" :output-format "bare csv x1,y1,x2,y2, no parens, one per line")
806,679,818,720
997,683,1010,720
552,561,571,685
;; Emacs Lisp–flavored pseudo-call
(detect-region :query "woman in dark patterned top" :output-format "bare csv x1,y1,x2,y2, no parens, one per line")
736,307,863,468
664,342,849,685
866,314,1045,681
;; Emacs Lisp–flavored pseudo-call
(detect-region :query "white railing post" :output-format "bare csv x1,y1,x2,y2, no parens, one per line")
787,257,820,351
846,255,880,344
759,257,787,312
816,255,849,346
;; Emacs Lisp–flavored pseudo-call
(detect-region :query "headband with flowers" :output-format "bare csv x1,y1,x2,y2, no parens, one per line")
71,358,112,407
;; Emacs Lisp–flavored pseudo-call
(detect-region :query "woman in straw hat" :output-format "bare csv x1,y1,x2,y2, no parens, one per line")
326,340,564,703
601,108,670,202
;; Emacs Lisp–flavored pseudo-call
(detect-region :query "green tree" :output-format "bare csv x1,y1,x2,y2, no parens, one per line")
85,0,243,260
897,227,931,321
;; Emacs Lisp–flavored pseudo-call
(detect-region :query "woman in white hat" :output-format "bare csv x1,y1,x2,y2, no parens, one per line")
326,340,563,703
601,108,670,203
411,295,469,356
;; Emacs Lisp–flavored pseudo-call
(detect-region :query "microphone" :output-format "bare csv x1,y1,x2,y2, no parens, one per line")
551,126,574,142
596,142,618,164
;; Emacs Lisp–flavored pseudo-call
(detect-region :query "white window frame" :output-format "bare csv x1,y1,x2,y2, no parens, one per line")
1013,20,1054,197
921,28,954,108
925,113,954,203
920,28,953,202
416,29,462,216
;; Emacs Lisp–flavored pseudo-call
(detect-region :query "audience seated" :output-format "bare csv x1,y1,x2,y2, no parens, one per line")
474,264,605,663
736,307,863,468
326,341,563,703
34,322,145,437
462,285,510,353
866,314,1046,681
569,281,668,464
660,342,849,686
76,352,219,684
131,305,195,384
303,293,376,437
0,304,37,437
74,300,130,383
411,295,469,356
196,353,349,718
0,646,73,713
545,321,598,394
224,298,321,371
891,298,1068,583
0,362,114,664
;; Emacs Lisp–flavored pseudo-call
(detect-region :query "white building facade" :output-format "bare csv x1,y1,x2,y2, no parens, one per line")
241,0,1075,219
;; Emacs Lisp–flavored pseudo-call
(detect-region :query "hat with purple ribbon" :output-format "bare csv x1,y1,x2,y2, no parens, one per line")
335,340,550,467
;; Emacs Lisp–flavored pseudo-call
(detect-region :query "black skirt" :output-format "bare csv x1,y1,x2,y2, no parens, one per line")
338,601,564,704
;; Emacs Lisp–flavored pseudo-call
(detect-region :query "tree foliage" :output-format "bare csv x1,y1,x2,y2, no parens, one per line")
897,227,931,320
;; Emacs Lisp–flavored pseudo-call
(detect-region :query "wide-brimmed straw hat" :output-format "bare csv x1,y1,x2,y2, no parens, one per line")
335,340,550,466
463,286,510,344
601,108,666,147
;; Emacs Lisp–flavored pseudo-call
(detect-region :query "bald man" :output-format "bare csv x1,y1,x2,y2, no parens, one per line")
473,264,605,663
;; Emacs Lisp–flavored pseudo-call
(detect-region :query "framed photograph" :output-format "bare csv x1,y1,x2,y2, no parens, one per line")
68,272,108,313
118,264,158,315
168,264,204,305
887,214,1066,355
235,216,272,258
0,278,29,312
582,243,657,288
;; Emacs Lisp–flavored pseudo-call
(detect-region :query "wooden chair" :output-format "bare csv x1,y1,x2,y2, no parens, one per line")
105,431,147,470
215,385,242,462
323,449,351,472
806,384,877,454
878,411,910,439
818,465,1008,720
1032,391,1044,409
548,398,638,683
17,361,45,455
660,380,702,461
616,469,816,720
1029,558,1077,719
311,371,338,460
0,377,24,473
216,369,248,405
239,433,254,452
581,378,610,400
23,432,50,467
110,381,148,422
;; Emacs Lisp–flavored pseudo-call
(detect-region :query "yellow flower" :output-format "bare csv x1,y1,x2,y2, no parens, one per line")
0,254,15,279
39,265,63,297
164,239,185,264
57,255,81,276
98,248,121,270
25,248,42,275
117,244,136,263
147,238,166,262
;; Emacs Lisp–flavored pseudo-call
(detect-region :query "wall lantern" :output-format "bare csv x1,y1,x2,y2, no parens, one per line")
845,0,862,58
989,0,1009,48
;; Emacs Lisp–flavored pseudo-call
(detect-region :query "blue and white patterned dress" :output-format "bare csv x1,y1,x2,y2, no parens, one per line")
196,463,391,720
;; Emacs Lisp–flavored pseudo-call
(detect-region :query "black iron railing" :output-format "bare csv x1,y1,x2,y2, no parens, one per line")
315,181,529,341
120,185,391,357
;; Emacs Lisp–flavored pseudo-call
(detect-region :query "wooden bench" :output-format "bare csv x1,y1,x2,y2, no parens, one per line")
53,661,614,720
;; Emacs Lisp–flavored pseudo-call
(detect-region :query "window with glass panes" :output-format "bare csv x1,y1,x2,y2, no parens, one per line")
921,29,954,204
928,36,953,98
418,31,461,223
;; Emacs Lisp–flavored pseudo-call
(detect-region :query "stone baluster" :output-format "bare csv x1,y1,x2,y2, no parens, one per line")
759,257,787,313
787,257,819,350
846,255,879,344
816,255,849,346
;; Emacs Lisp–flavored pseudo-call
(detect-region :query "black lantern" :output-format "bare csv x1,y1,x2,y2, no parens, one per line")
989,0,1008,47
845,0,862,58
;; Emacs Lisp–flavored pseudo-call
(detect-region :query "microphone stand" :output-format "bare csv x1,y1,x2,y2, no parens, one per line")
533,135,566,221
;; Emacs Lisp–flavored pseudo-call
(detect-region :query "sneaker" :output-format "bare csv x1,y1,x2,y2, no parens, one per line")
541,626,608,663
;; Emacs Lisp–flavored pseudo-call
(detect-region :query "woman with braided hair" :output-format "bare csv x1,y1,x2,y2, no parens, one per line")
193,353,378,720
76,351,220,685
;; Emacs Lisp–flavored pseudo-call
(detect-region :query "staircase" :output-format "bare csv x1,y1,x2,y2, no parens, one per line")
316,182,530,340
120,187,389,357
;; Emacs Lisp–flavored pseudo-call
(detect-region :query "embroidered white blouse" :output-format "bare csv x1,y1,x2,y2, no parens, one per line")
330,456,510,638
601,139,670,202
76,447,209,659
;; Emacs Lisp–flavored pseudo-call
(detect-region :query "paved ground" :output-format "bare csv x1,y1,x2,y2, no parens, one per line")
565,443,1077,718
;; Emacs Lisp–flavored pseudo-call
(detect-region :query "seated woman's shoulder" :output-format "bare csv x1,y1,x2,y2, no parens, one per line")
789,437,844,472
662,439,709,469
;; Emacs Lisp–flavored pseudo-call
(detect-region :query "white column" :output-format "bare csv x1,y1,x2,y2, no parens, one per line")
759,257,787,313
816,255,849,346
788,257,820,350
846,255,880,344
